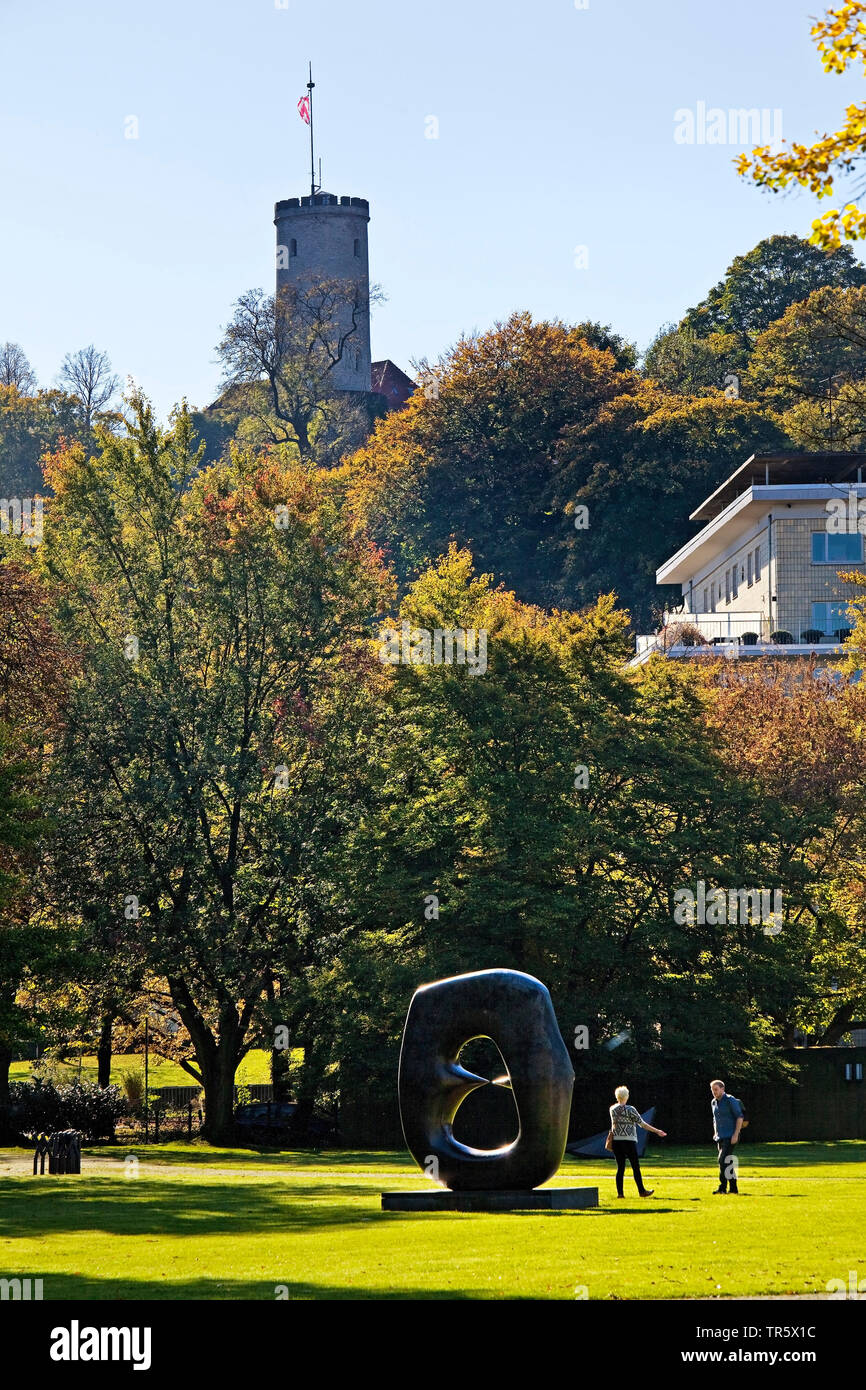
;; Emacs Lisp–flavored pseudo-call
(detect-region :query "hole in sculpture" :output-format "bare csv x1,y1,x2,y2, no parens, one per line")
452,1036,519,1148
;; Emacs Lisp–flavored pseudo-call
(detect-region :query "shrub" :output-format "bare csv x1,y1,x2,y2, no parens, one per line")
120,1068,145,1110
9,1079,128,1141
661,621,707,651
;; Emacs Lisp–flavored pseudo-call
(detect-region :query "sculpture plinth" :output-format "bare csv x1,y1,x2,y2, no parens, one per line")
381,1187,599,1211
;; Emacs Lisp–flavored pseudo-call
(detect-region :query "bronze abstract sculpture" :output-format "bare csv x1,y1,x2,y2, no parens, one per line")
398,968,575,1191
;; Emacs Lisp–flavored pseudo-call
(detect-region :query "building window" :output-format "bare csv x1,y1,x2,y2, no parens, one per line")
703,587,708,611
725,569,730,604
710,584,716,613
754,547,761,582
812,601,852,634
354,237,360,258
747,552,753,587
811,532,863,564
290,238,297,257
732,566,739,600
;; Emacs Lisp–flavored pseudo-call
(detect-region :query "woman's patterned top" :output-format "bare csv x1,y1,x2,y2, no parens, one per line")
609,1103,643,1141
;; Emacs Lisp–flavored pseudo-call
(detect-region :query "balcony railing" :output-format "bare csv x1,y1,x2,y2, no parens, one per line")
633,611,852,664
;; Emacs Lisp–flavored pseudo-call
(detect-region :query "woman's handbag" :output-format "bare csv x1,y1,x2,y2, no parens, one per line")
605,1130,614,1152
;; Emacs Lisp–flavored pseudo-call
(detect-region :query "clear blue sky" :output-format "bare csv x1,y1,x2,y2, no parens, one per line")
2,0,865,419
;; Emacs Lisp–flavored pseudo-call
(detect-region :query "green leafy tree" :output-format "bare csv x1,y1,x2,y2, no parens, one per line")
745,285,866,446
681,235,866,368
551,382,790,629
0,556,71,1134
644,324,741,396
39,395,392,1142
309,551,811,1114
0,384,80,496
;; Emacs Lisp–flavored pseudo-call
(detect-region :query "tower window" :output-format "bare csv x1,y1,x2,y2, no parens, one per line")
353,237,360,258
290,238,297,257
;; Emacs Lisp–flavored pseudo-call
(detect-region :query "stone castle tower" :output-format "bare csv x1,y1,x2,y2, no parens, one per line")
274,192,371,393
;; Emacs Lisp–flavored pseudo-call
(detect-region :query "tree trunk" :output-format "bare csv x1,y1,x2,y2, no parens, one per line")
97,1010,114,1088
167,974,255,1146
200,1046,238,1145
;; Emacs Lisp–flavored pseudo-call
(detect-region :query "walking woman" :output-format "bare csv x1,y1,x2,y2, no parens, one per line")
608,1086,666,1198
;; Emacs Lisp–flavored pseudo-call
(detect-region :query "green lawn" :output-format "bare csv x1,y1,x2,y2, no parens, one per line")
1,1141,864,1299
9,1051,273,1088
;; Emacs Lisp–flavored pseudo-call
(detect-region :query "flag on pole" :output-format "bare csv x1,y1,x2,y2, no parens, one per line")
297,95,311,125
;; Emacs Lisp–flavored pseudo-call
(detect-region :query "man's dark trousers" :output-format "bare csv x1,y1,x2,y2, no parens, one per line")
717,1136,739,1192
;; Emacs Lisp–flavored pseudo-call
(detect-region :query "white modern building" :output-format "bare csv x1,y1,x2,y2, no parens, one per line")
633,452,866,664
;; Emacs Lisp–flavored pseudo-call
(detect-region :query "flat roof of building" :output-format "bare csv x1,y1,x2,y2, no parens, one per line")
657,481,866,584
691,452,866,522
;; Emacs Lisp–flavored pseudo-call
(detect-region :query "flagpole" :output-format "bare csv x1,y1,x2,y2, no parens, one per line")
307,62,316,197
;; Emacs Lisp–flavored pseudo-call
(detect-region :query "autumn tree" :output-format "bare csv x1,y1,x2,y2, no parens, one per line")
337,312,633,609
737,2,866,248
745,284,866,445
573,321,638,372
39,394,392,1142
702,659,866,1046
0,554,72,1132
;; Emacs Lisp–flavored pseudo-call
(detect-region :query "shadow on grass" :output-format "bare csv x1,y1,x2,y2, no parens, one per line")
0,1175,681,1242
0,1177,402,1240
34,1274,486,1301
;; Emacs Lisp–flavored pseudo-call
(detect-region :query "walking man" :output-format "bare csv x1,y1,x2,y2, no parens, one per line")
710,1079,743,1194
